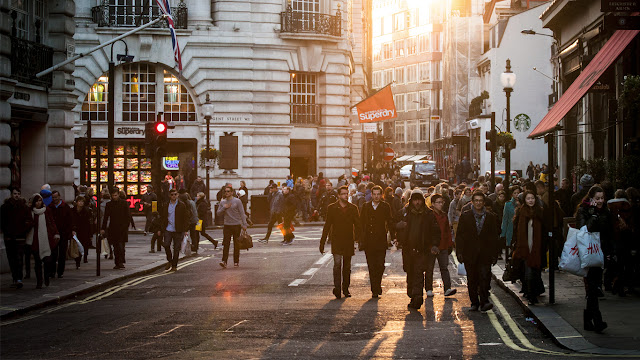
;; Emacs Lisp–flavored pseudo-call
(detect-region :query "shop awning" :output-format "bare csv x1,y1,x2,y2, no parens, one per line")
395,155,413,162
406,155,428,161
529,30,639,139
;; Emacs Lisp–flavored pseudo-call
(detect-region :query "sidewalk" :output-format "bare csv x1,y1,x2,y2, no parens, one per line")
492,263,640,355
0,233,188,320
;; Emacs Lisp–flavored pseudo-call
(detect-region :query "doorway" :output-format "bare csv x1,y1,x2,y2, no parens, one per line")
290,139,316,178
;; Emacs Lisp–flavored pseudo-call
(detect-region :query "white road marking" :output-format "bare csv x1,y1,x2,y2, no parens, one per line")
153,324,189,338
102,321,142,334
301,268,319,276
315,253,332,265
288,278,307,287
224,320,248,333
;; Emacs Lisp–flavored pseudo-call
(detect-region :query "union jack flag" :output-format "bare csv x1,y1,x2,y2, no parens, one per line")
155,0,182,72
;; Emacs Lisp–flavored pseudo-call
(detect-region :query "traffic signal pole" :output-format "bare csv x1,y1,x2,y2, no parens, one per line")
490,112,496,191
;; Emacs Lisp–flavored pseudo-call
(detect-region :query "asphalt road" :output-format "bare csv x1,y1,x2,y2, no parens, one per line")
1,226,587,359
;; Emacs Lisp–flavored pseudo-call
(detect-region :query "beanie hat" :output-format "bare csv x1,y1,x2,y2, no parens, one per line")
395,187,403,196
580,174,594,187
410,188,424,201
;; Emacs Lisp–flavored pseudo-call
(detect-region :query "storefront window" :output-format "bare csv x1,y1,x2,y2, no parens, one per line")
122,63,156,122
163,71,196,122
82,76,109,121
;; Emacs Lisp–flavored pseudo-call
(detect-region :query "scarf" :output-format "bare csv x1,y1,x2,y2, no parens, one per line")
514,205,543,269
471,206,486,235
26,206,51,259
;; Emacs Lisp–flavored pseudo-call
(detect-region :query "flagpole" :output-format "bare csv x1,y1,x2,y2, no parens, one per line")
36,15,167,79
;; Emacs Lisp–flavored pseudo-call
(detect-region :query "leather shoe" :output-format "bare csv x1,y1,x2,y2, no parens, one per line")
469,304,479,311
343,291,351,298
480,303,494,312
333,288,341,299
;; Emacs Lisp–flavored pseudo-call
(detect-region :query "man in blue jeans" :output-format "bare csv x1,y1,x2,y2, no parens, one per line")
159,189,189,271
217,185,248,268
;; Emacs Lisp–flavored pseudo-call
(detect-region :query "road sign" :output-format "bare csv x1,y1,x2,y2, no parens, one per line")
383,147,395,162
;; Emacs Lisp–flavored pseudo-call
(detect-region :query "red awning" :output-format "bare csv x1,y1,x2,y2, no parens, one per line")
529,30,639,138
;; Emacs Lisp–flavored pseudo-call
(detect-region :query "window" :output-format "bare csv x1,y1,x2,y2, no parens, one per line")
394,39,405,58
163,71,196,122
382,42,392,60
419,62,430,81
394,67,405,84
10,0,46,42
383,69,393,85
406,37,417,56
406,64,417,83
432,32,442,51
419,90,431,109
419,34,430,53
82,76,109,121
394,93,405,112
395,121,405,143
373,18,382,37
408,9,418,28
373,44,381,62
432,61,442,81
419,6,429,26
406,120,418,142
393,12,404,31
290,72,319,125
122,63,156,122
383,15,392,34
373,71,382,88
419,120,428,141
407,92,418,111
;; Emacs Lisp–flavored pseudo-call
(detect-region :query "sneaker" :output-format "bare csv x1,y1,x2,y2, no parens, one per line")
444,288,457,296
16,280,23,289
170,266,177,272
343,290,351,298
426,290,434,297
234,263,239,267
480,303,494,312
144,232,148,236
469,304,479,312
149,250,155,253
282,241,293,246
165,263,172,270
219,261,227,268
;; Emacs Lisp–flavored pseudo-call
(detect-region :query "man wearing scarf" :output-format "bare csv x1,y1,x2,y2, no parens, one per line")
456,190,501,312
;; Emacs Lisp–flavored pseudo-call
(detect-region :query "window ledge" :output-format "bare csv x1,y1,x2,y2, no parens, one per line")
279,32,341,43
95,28,192,36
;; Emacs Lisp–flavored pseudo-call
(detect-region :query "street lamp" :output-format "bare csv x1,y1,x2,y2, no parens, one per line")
501,59,516,195
202,93,214,201
521,29,555,38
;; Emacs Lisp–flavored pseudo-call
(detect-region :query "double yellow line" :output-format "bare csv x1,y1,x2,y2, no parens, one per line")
1,256,211,327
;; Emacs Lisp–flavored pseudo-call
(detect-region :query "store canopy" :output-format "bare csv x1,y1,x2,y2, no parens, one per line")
406,155,428,161
395,155,413,162
529,30,639,139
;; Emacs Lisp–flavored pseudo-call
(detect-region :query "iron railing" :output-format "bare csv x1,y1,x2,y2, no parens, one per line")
91,0,187,29
10,36,53,87
291,104,321,125
281,7,341,37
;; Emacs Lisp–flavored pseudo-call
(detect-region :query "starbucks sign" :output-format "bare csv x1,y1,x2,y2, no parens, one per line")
514,113,531,132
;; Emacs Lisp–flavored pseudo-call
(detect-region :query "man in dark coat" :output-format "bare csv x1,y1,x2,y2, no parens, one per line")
190,176,207,200
101,188,131,269
260,184,284,243
360,185,394,298
49,190,74,278
1,187,31,288
319,182,338,220
396,188,441,309
320,185,362,299
159,188,189,271
456,190,501,312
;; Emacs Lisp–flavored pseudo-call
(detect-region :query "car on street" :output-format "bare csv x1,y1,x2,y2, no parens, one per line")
400,164,412,180
485,170,519,182
409,160,440,188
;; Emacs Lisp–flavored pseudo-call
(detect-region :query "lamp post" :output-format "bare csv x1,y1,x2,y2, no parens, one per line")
500,59,516,196
202,94,214,201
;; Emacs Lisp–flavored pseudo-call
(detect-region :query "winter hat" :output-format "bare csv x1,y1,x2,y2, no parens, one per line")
410,188,424,201
580,174,594,187
395,187,403,196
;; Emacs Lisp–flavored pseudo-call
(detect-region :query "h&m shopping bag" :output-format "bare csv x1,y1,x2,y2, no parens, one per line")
576,225,604,269
559,226,588,277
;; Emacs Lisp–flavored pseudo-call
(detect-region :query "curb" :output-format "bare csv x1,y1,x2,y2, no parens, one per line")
491,265,640,355
0,254,192,321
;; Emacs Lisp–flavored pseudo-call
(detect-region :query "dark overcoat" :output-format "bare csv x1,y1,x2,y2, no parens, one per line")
320,201,361,256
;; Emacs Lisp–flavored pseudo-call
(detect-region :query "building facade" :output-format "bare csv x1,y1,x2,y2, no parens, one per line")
70,0,365,210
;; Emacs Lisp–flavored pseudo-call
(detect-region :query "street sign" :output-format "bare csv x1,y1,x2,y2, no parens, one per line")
383,147,395,162
601,0,640,12
363,122,377,133
604,14,640,31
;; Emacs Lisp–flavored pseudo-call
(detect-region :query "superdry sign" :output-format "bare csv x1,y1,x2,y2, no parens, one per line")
355,85,397,123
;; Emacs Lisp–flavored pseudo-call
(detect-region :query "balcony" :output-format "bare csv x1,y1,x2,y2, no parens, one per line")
291,104,321,125
10,36,53,87
91,1,187,29
280,7,341,37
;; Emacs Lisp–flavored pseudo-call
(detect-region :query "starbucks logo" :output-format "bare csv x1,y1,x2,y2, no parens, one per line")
514,113,531,132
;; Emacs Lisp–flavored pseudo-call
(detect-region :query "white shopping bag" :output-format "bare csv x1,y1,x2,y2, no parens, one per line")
101,237,109,256
181,234,192,256
457,263,467,276
576,225,604,269
73,235,85,256
559,227,588,277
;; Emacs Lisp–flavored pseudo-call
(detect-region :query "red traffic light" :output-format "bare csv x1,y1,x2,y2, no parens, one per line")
155,122,166,133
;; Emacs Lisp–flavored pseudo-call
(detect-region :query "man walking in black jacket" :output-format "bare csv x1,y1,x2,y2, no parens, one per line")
159,189,189,271
455,190,501,312
320,186,361,299
101,188,131,269
360,185,394,298
396,188,440,309
49,190,73,278
1,187,31,288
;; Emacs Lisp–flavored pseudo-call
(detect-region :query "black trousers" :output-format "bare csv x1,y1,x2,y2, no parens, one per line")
144,211,153,233
407,251,428,298
365,249,386,295
586,267,603,312
264,212,282,240
33,253,51,286
4,238,25,282
222,225,241,264
50,237,69,276
465,261,492,306
190,224,200,252
163,231,183,267
151,233,163,251
113,240,126,267
332,254,352,293
199,228,215,243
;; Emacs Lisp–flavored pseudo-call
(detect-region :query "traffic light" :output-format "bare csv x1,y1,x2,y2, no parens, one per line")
485,129,496,153
154,121,168,158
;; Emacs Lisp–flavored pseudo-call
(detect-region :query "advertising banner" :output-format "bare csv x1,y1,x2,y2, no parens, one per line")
356,85,397,123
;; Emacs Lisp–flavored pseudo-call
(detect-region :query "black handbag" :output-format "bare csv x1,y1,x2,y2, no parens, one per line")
502,257,524,283
238,229,253,250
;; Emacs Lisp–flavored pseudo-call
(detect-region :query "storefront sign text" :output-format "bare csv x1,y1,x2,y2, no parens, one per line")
162,156,180,170
211,116,251,122
116,127,145,136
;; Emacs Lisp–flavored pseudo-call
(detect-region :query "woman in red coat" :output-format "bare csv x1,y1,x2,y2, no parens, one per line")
427,193,457,297
26,194,59,288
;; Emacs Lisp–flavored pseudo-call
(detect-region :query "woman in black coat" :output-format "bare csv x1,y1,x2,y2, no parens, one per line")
195,192,218,248
575,185,612,333
72,196,94,268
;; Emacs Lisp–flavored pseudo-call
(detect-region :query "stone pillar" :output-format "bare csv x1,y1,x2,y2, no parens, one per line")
47,0,76,201
0,0,16,202
188,0,212,27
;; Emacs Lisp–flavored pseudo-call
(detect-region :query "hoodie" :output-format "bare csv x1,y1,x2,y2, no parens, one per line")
40,189,52,207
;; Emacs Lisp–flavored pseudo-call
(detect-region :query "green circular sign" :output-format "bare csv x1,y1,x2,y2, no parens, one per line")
514,113,531,132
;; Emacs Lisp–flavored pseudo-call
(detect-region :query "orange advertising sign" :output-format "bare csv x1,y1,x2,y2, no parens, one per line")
356,85,397,123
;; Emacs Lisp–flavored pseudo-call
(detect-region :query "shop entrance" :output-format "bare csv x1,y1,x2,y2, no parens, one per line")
290,139,316,178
